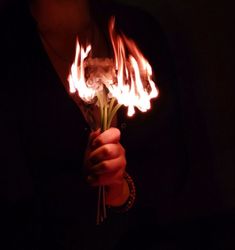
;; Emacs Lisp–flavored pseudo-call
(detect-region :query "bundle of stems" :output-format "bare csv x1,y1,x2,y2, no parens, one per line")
96,94,122,225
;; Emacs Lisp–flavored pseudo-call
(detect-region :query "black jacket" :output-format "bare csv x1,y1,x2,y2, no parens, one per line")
0,1,187,249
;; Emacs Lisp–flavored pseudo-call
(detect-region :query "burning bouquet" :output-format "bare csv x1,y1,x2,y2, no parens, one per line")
68,17,158,224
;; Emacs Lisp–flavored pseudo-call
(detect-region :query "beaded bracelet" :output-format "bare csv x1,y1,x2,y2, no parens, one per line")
112,172,136,213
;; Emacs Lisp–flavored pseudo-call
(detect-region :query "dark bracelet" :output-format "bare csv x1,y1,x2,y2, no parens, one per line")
111,172,136,213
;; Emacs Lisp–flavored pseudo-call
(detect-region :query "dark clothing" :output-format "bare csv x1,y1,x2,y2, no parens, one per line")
0,1,187,249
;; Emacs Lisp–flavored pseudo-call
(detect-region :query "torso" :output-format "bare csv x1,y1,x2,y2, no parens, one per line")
31,1,114,129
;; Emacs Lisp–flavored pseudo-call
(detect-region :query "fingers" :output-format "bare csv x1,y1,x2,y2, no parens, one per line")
86,146,126,186
91,127,121,149
85,127,126,187
87,166,125,186
89,143,125,165
90,152,126,173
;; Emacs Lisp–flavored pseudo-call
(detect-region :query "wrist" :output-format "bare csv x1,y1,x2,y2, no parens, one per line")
106,172,136,213
105,178,130,207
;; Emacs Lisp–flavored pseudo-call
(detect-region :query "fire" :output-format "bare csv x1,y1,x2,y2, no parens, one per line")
68,16,158,116
68,41,94,102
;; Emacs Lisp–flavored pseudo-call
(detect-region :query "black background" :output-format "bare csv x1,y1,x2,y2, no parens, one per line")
117,0,235,219
116,1,235,249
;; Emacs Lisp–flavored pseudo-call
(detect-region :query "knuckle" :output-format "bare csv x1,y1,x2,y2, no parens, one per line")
103,145,111,157
101,161,110,171
93,137,104,147
95,138,102,146
99,137,106,145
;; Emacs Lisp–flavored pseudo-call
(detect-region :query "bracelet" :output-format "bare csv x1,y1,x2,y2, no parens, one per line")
112,172,136,213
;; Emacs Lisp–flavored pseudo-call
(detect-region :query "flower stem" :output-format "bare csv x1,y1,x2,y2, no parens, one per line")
104,105,108,131
96,92,104,131
107,103,122,129
96,95,122,224
108,98,116,118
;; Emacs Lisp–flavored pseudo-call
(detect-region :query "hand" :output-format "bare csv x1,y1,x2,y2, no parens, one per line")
84,128,129,206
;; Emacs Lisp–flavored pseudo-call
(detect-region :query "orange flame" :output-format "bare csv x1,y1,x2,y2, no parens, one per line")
68,16,158,116
108,17,158,116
